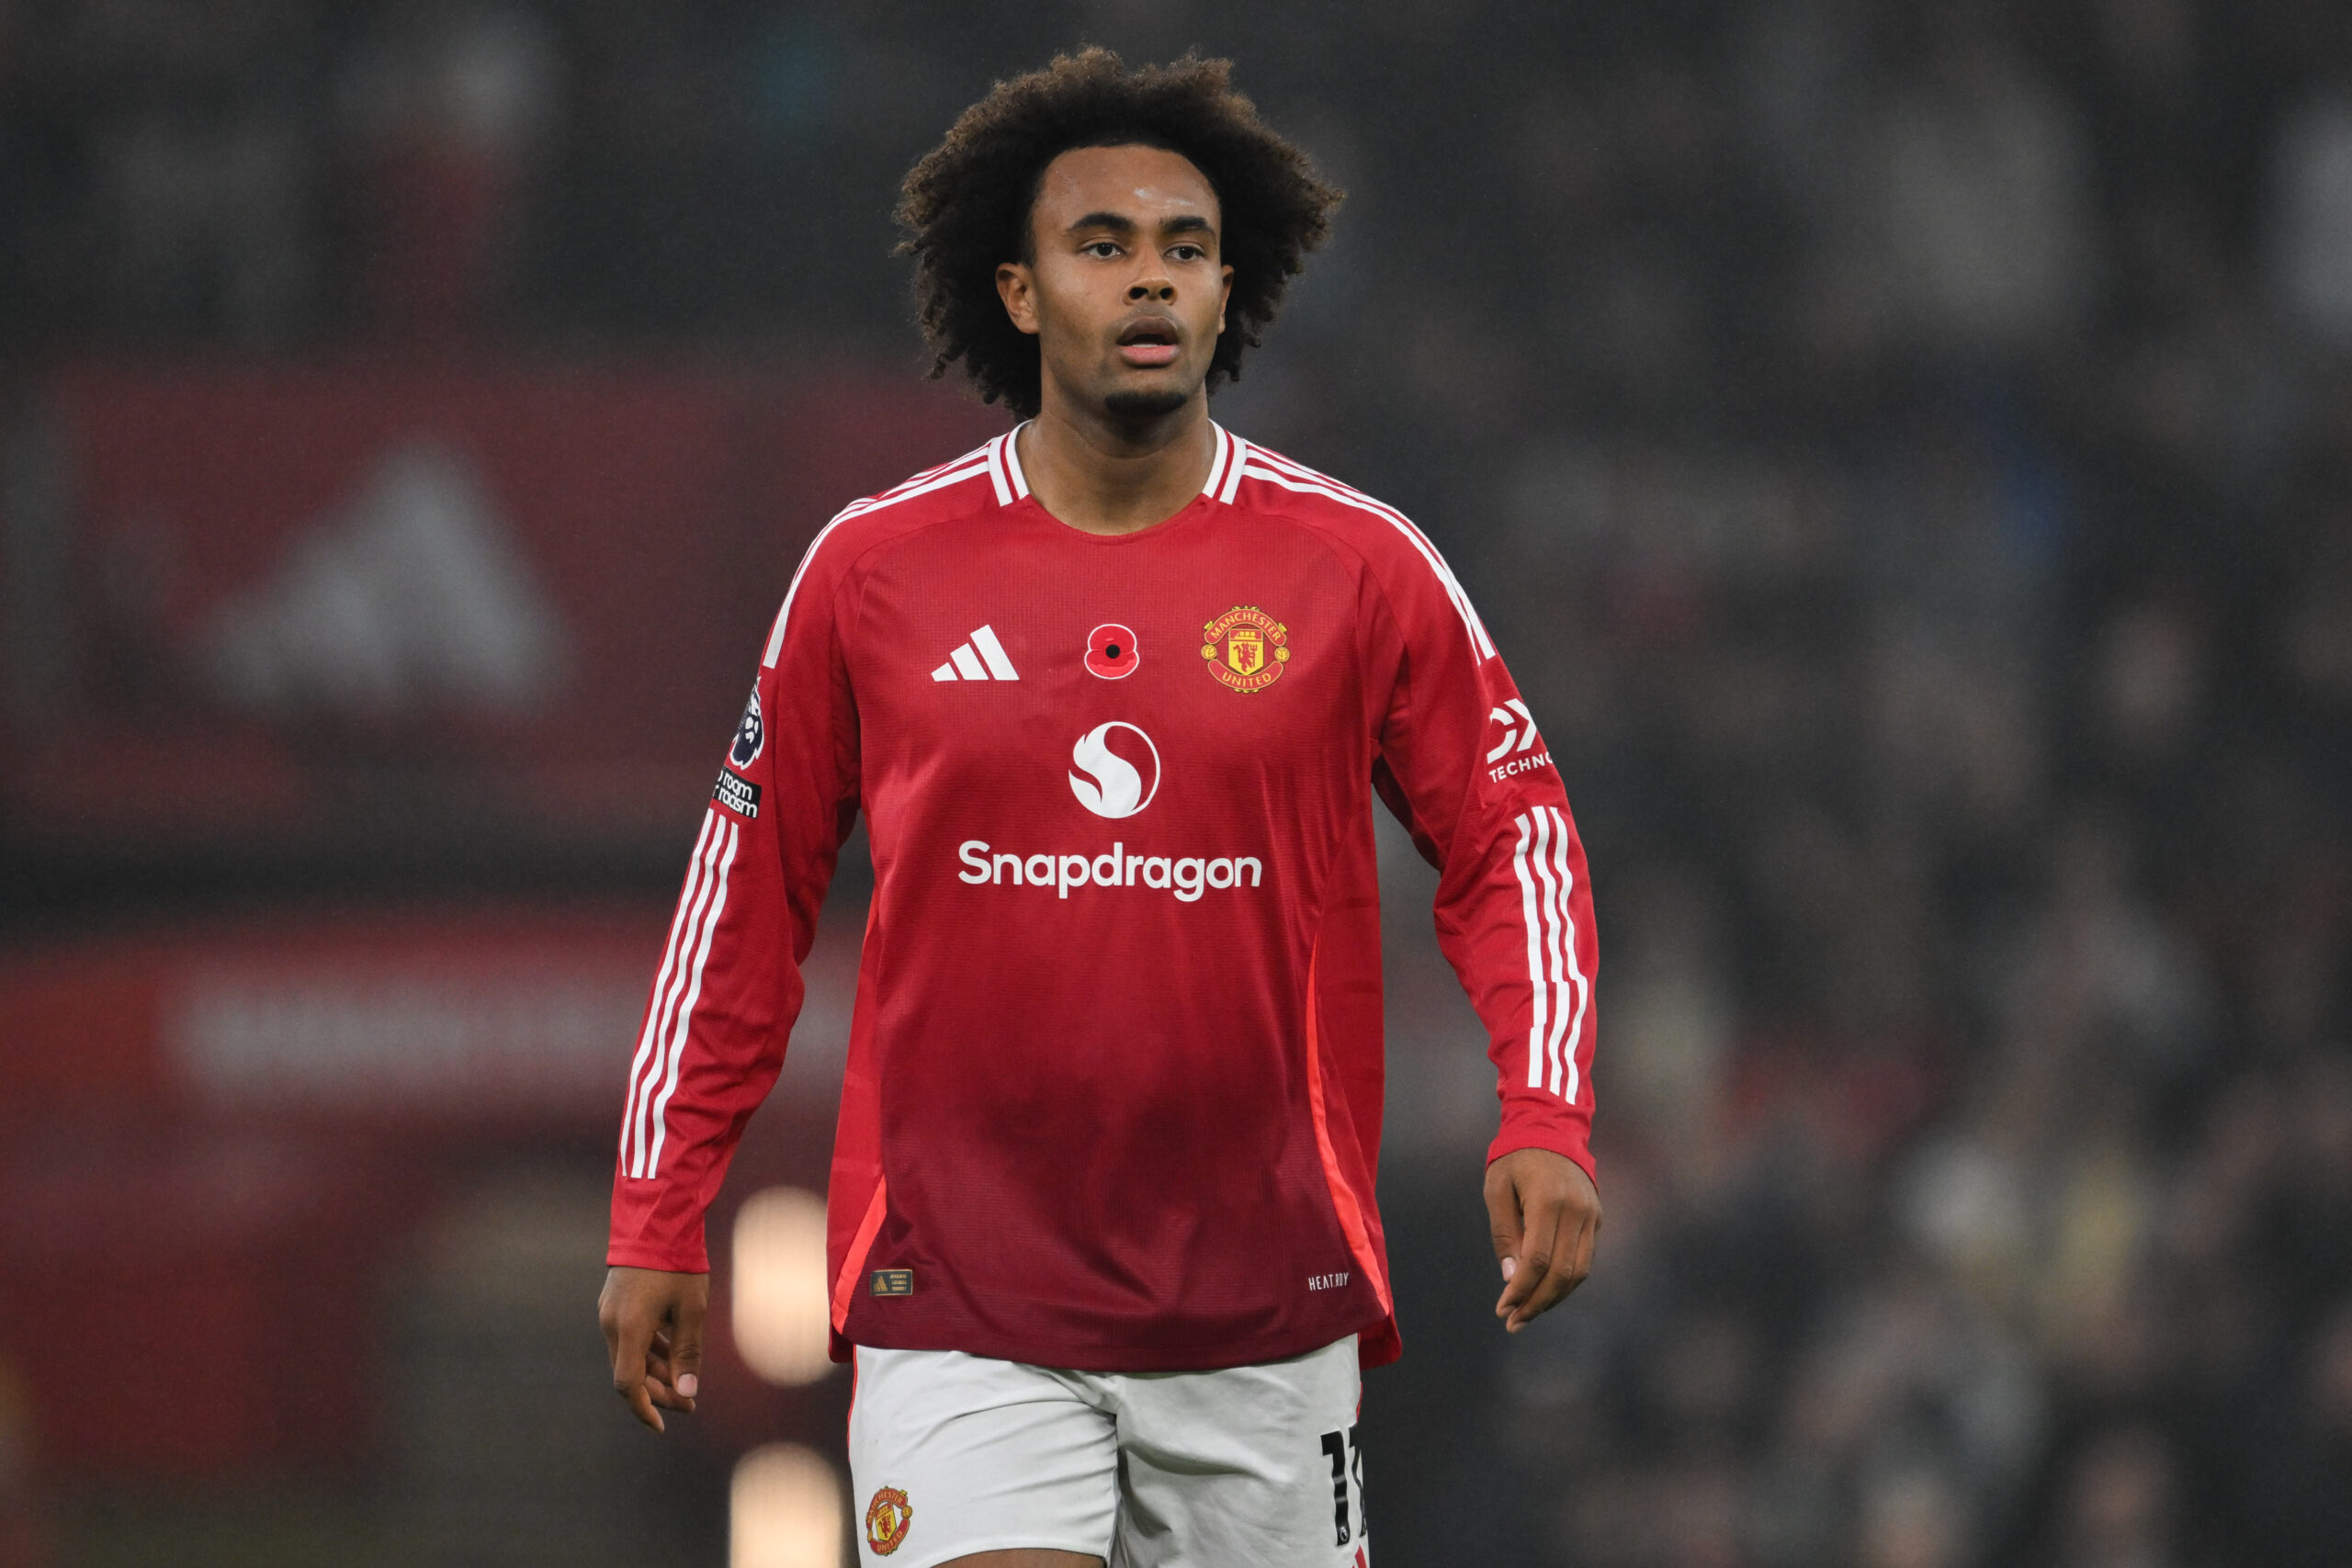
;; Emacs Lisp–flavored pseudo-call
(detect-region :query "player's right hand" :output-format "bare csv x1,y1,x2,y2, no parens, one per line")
599,1265,711,1433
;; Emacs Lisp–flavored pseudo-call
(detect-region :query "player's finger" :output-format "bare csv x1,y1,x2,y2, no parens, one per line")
1515,1194,1604,1327
1560,1179,1602,1292
669,1286,707,1409
1567,1202,1600,1288
1515,1203,1586,1325
642,1329,690,1413
1485,1165,1533,1318
1498,1190,1561,1331
600,1292,624,1362
1485,1162,1525,1271
609,1315,666,1433
1500,1250,1554,1326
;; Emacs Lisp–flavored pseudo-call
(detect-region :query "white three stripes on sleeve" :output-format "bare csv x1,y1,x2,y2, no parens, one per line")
621,808,741,1179
1510,807,1589,1103
622,809,717,1174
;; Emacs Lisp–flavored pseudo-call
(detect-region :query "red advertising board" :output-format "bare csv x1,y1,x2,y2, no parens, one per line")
1,359,1004,848
0,905,669,1112
0,900,861,1481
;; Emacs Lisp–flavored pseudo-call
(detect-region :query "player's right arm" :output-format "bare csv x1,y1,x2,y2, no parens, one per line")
602,527,863,1431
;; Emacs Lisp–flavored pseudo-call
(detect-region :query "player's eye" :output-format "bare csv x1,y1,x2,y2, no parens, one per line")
1169,244,1206,262
1082,241,1121,258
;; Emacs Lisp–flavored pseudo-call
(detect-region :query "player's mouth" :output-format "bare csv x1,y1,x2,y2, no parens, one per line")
1116,316,1182,368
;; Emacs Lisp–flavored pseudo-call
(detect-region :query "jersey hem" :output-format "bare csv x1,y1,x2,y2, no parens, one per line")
837,1307,1392,1376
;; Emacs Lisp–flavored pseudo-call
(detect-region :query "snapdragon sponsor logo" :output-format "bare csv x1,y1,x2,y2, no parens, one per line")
1069,721,1159,819
957,840,1263,902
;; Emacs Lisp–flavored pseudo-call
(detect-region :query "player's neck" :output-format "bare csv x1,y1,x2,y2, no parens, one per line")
1016,395,1216,536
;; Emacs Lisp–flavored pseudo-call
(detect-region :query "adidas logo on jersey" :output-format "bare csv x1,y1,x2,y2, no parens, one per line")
931,625,1020,682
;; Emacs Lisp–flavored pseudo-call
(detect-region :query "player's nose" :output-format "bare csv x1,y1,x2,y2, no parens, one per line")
1126,277,1175,302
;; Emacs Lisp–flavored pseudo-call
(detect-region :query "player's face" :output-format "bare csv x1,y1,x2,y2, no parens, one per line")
997,143,1233,423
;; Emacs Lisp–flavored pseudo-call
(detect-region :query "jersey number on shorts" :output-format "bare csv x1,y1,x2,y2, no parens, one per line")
1317,1425,1365,1547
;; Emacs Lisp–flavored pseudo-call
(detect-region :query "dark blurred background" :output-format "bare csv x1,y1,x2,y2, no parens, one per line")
5,1,2351,1565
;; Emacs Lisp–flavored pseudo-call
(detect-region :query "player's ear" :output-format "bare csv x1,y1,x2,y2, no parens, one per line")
997,261,1042,336
1216,263,1232,336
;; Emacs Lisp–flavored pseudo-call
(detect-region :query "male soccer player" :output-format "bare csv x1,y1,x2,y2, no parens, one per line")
601,50,1601,1568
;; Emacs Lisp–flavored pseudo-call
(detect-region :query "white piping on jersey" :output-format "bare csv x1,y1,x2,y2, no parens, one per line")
991,423,1248,508
1203,424,1250,501
626,809,731,1176
1216,429,1250,502
1236,450,1497,660
1555,808,1590,1101
622,809,714,1174
890,447,985,494
761,447,994,668
983,434,1009,506
1202,424,1231,497
1512,813,1551,1100
644,813,741,1177
1526,809,1568,1097
1000,426,1030,500
837,446,991,525
763,423,1260,671
1545,807,1588,1101
633,812,733,1176
1536,808,1577,1100
1510,806,1588,1104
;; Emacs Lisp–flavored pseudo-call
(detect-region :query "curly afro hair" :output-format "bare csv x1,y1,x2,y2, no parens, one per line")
897,49,1343,420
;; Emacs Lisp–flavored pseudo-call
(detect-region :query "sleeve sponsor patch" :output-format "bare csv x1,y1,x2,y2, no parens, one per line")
712,768,762,818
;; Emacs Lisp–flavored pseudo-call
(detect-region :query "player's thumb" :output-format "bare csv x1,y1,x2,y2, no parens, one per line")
671,1291,707,1403
1482,1164,1524,1282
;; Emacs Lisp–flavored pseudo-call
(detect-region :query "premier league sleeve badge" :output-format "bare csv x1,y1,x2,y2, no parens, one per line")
729,684,764,768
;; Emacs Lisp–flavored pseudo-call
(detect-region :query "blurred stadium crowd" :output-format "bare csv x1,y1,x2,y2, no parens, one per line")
5,1,2352,1566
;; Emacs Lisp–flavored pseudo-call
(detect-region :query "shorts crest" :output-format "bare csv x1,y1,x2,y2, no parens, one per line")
864,1485,913,1555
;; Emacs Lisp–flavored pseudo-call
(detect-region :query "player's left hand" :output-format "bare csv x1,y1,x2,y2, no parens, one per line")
1485,1148,1601,1333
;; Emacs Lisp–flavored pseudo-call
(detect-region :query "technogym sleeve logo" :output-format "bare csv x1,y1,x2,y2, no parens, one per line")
1486,698,1554,783
1069,721,1160,819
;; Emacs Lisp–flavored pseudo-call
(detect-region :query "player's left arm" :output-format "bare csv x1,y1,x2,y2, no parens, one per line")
1365,547,1601,1333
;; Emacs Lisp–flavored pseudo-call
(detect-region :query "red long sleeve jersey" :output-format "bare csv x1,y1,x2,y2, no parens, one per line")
609,425,1598,1372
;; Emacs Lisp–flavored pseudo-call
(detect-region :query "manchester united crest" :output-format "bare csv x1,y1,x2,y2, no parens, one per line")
1202,605,1290,694
865,1486,913,1556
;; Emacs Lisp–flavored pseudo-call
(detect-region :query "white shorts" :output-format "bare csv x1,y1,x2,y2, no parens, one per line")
847,1337,1368,1568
